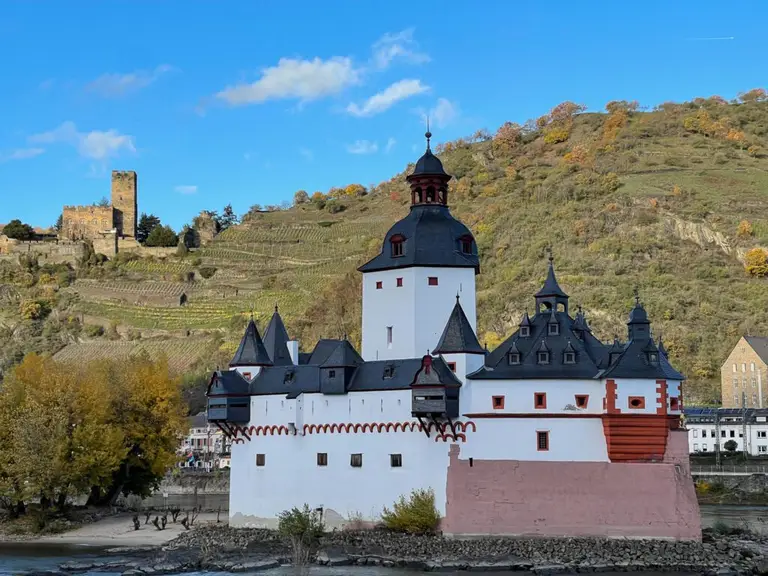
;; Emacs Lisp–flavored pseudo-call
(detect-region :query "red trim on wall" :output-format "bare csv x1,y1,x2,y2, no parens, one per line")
534,392,547,409
396,277,403,287
605,379,620,414
536,430,550,451
575,394,589,408
656,379,668,416
492,395,505,409
602,414,677,462
628,396,646,409
463,412,602,419
428,276,439,286
670,397,679,411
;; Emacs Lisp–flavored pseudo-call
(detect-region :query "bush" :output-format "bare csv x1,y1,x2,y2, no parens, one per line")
3,219,35,241
84,324,104,338
191,257,202,267
145,225,179,247
198,266,217,279
278,504,325,569
381,488,440,534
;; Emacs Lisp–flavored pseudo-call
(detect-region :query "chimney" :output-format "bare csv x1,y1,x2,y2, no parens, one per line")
287,340,300,365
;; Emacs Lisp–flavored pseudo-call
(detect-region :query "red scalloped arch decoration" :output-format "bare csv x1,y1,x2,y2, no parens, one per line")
229,420,475,440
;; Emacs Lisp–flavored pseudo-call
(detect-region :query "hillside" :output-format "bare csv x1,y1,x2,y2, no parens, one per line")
2,94,768,404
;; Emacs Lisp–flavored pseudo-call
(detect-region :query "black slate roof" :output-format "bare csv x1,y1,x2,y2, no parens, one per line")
358,205,479,273
433,296,484,355
745,336,768,364
410,148,447,177
230,319,273,367
601,336,684,380
535,258,568,299
263,307,293,366
321,339,364,367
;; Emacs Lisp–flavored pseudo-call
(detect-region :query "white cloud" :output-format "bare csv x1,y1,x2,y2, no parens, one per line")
86,65,173,97
372,29,430,69
175,185,197,195
347,79,429,117
385,137,396,153
216,57,360,106
39,78,55,90
0,148,45,162
347,140,378,155
431,98,459,127
299,147,314,162
29,121,135,160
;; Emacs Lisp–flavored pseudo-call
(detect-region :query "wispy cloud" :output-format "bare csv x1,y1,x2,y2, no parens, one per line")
0,148,45,163
216,57,360,106
86,65,174,97
39,78,55,91
175,185,198,195
385,137,396,153
686,36,735,41
347,140,378,155
416,98,460,129
299,147,314,162
347,79,429,117
29,121,135,160
372,28,430,69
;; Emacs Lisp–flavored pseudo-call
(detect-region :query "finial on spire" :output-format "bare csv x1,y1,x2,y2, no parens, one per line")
633,286,640,305
456,292,460,303
577,304,583,314
274,302,279,313
546,246,554,264
343,332,348,341
425,116,432,151
249,307,254,320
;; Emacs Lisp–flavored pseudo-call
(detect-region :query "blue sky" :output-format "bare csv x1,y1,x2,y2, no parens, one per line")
1,1,766,230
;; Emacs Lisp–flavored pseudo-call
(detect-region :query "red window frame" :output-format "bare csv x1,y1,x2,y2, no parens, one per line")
575,394,589,408
537,431,549,451
376,281,383,289
670,397,679,410
396,277,403,287
492,395,505,409
428,276,438,286
460,235,473,254
628,396,646,409
391,235,405,257
534,392,547,409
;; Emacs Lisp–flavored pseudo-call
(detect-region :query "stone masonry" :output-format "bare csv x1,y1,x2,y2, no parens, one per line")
720,336,768,408
112,170,138,238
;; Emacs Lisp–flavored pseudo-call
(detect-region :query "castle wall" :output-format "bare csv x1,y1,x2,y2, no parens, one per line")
442,429,701,540
111,171,138,238
61,205,114,241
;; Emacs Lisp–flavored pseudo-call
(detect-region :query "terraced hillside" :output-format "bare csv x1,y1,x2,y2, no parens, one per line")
3,95,768,404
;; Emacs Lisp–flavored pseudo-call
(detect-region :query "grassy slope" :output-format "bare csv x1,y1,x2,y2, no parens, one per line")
4,98,768,404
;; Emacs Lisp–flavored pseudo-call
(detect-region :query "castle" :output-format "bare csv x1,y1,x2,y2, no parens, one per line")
207,132,700,539
61,171,138,241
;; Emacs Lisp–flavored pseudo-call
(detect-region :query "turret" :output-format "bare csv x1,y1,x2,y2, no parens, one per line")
230,317,273,380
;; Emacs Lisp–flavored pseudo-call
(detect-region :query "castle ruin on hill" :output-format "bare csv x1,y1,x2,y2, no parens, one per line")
61,171,138,241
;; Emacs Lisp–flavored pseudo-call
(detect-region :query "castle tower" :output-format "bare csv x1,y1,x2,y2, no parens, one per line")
111,170,138,238
358,130,480,361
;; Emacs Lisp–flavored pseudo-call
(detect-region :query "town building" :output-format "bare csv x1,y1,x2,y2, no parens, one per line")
207,132,700,539
685,406,768,457
720,336,768,408
179,411,231,470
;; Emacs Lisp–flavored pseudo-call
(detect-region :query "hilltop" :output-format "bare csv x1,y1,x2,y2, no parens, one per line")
2,93,768,405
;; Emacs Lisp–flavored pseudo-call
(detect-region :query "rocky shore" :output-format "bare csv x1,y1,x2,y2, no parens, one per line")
43,525,768,576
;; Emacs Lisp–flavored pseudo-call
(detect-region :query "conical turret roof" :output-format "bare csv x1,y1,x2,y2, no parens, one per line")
230,318,273,367
263,305,292,365
433,295,485,355
535,256,568,299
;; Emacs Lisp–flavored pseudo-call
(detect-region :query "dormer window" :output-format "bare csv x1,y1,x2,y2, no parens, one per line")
284,370,295,385
564,352,576,364
391,235,405,257
460,236,473,255
648,352,658,364
520,326,530,337
548,323,559,336
328,370,336,378
383,365,394,379
609,352,620,364
508,352,521,365
537,351,550,365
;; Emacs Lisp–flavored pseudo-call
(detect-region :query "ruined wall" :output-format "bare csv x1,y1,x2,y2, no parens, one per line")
93,234,118,257
442,430,701,540
61,205,114,241
0,239,88,264
111,170,138,238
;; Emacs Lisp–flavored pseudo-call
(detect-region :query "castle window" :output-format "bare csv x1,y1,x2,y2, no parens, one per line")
387,326,393,348
426,186,435,202
537,431,549,451
670,397,679,410
317,453,328,466
414,187,423,203
628,396,645,409
759,431,767,439
460,236,473,254
548,323,559,336
534,393,547,409
383,365,394,379
428,277,438,286
575,394,589,408
256,454,265,467
508,352,521,365
648,352,658,363
752,362,756,372
242,372,252,380
447,362,456,372
733,364,737,372
328,370,336,378
492,395,505,409
284,370,294,385
564,351,576,364
396,277,403,287
520,326,530,337
376,281,383,289
537,351,550,365
391,235,405,257
350,453,363,468
390,454,402,468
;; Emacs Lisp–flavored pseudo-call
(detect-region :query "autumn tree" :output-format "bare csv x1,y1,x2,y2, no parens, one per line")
492,122,522,153
605,100,639,114
293,190,310,205
737,220,754,238
738,88,767,104
745,248,768,277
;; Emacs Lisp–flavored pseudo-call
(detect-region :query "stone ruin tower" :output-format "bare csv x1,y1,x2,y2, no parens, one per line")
111,170,138,238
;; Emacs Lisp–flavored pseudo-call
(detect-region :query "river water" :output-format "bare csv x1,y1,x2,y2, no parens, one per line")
0,505,764,575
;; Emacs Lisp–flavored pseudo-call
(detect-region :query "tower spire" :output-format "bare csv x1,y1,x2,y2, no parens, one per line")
425,116,431,151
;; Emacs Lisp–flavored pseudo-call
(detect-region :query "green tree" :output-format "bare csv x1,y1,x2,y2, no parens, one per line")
53,215,63,233
145,225,179,247
95,197,110,208
3,219,35,241
724,439,738,453
217,204,239,231
137,213,161,244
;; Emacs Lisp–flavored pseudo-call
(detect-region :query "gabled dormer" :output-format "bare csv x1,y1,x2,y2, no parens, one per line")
519,311,532,338
547,308,560,336
207,370,251,424
563,340,577,365
320,338,363,394
507,341,522,365
536,339,551,365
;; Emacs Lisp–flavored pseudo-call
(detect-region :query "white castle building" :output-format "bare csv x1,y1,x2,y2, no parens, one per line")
207,132,700,539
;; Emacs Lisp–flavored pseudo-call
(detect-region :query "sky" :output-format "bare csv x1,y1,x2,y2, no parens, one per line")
1,1,766,230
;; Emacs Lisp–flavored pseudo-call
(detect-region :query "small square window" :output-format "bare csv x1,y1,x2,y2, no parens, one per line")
628,396,645,409
564,352,576,364
329,369,336,378
548,324,559,336
670,397,679,410
396,277,403,287
350,453,363,467
428,277,438,286
376,281,383,289
492,395,505,409
537,431,549,451
256,454,266,467
447,362,456,372
535,393,547,409
391,238,404,257
390,454,402,467
242,372,252,380
317,453,328,466
520,326,530,337
460,238,473,254
575,394,589,408
537,351,550,364
508,352,521,365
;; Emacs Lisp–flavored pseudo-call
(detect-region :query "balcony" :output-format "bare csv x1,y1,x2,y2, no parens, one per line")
207,398,250,424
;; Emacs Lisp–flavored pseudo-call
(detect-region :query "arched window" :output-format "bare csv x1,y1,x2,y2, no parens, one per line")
438,186,447,203
391,234,405,257
459,235,473,255
414,187,422,203
426,186,435,202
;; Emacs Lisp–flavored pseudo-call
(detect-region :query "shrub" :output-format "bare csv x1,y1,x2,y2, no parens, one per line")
745,248,768,277
84,324,104,338
278,504,325,570
191,257,202,267
724,439,738,453
543,126,570,144
381,488,440,534
737,220,754,238
198,266,217,279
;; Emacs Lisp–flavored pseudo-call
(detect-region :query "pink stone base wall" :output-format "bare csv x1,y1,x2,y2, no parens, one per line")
443,430,700,540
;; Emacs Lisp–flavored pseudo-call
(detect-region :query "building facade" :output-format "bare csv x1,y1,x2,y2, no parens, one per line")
61,170,138,240
179,411,232,470
685,407,768,456
720,336,768,409
207,133,700,540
